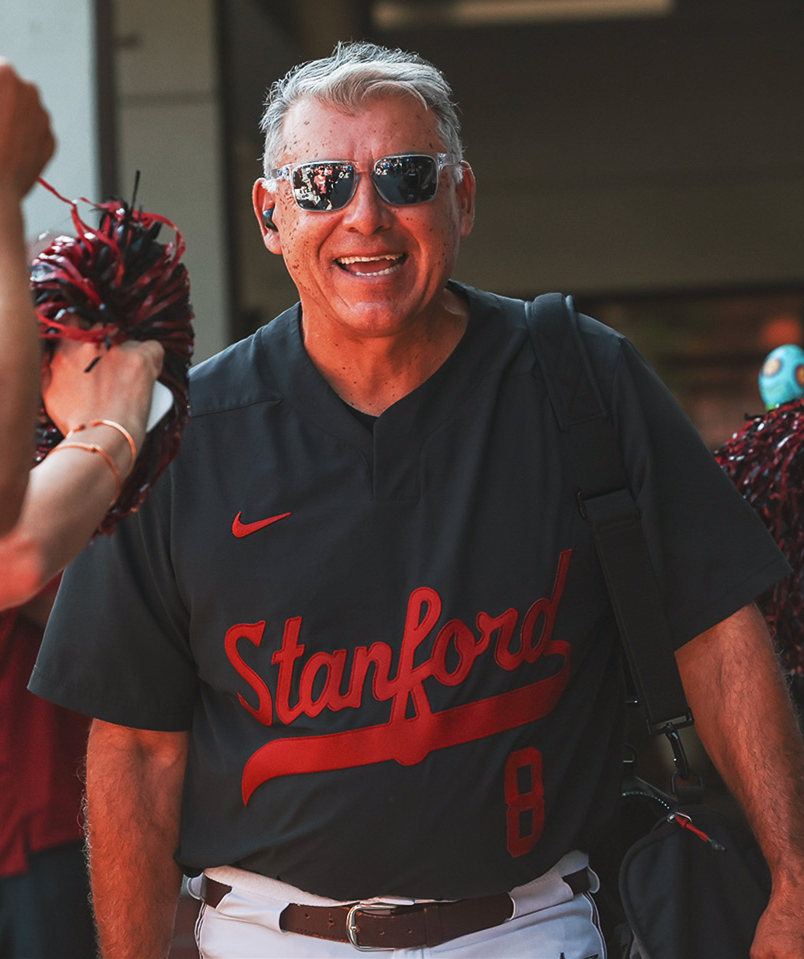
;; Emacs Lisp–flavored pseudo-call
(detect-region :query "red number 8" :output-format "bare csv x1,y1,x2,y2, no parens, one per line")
504,747,545,857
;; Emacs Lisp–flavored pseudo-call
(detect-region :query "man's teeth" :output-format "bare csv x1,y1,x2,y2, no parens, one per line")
337,255,404,276
338,255,400,263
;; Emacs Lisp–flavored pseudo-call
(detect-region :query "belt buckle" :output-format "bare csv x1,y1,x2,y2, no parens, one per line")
345,902,398,952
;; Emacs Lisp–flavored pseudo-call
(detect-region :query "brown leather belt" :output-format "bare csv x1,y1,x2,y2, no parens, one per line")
200,868,592,950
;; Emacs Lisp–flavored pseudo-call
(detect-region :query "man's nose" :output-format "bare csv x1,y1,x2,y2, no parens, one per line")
342,174,393,233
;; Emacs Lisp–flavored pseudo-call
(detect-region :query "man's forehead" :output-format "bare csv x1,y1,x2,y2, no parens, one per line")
278,93,441,160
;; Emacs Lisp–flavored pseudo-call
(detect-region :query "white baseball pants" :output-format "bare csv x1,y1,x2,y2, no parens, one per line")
188,850,606,958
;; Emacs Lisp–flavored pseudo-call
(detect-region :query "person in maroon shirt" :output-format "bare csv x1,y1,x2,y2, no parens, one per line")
0,596,95,957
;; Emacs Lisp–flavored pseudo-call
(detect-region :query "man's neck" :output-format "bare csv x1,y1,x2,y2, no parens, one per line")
302,288,469,416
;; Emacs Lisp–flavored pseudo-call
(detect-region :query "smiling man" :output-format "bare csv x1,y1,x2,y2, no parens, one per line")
254,90,475,415
31,41,804,959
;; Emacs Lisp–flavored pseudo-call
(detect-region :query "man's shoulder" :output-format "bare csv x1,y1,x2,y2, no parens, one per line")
574,308,628,371
187,305,298,417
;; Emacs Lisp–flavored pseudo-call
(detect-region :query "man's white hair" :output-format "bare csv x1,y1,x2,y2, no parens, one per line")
259,40,465,175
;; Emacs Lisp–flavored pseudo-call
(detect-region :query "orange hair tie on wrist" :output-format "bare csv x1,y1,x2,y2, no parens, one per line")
92,419,137,466
67,420,137,471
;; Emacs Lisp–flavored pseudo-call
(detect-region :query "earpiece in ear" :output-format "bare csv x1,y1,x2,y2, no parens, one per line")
262,208,278,231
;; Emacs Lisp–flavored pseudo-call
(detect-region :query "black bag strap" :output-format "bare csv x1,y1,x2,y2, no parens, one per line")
525,293,693,737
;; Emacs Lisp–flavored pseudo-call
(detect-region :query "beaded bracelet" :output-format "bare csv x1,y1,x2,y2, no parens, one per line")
67,419,138,471
47,442,122,500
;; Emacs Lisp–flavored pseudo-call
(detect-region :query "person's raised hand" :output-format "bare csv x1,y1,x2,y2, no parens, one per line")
41,338,165,462
0,59,55,201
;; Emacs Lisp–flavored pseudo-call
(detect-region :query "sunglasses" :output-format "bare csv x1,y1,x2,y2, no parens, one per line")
267,152,459,212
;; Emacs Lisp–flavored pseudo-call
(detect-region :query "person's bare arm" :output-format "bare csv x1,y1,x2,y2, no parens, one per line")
0,335,164,610
676,603,804,959
0,60,55,534
85,720,189,959
16,577,60,629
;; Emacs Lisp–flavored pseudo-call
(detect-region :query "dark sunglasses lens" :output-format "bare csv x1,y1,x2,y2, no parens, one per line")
371,155,438,205
292,163,355,210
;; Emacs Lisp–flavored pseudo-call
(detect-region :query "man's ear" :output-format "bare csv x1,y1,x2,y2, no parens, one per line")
252,178,282,253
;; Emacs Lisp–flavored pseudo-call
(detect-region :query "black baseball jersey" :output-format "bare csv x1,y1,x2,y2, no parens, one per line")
31,282,787,901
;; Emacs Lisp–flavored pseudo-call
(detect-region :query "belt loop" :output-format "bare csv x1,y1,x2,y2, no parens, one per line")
200,876,232,909
422,902,443,948
563,868,592,897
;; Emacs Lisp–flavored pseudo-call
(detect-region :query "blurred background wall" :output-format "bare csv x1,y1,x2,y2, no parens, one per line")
3,0,803,446
0,0,100,241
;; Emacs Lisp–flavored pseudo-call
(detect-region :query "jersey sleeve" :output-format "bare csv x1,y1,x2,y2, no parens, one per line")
29,475,196,730
607,335,790,647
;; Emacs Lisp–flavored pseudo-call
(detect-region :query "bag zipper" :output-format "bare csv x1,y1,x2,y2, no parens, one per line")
666,811,726,851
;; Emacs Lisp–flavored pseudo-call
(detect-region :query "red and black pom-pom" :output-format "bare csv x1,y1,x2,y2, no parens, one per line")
31,177,194,535
715,401,804,678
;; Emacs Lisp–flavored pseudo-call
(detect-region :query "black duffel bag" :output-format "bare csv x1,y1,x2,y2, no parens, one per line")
594,769,771,959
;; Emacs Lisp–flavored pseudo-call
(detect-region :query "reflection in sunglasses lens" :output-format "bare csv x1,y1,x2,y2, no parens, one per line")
373,155,437,205
290,154,440,210
293,163,356,210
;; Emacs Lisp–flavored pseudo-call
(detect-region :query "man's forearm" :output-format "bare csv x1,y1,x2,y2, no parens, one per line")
676,603,804,958
86,721,189,959
676,604,804,872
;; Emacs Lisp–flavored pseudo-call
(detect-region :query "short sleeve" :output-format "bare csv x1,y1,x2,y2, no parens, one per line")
608,337,790,646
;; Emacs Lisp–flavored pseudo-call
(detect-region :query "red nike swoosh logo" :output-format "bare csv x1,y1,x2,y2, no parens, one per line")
232,511,292,538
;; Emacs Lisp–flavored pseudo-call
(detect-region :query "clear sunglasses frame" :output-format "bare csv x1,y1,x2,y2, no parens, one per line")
266,152,459,211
